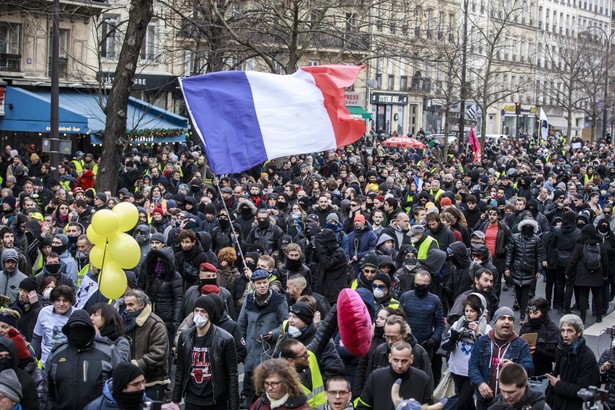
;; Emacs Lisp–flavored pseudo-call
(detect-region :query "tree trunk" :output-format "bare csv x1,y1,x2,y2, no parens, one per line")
96,0,154,192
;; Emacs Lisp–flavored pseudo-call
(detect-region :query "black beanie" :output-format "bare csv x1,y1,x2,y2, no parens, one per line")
19,277,38,293
289,301,314,325
563,211,576,226
373,272,392,289
193,295,218,323
112,361,144,394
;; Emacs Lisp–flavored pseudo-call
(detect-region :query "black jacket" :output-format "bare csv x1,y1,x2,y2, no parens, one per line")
550,223,581,267
505,219,545,286
173,324,239,409
519,315,559,376
546,337,599,410
0,338,39,410
565,229,609,287
310,229,349,304
138,249,184,330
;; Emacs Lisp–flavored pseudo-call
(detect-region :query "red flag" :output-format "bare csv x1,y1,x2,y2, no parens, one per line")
468,127,481,163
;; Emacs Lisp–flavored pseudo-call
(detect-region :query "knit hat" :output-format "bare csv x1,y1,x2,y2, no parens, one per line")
6,329,31,361
440,197,452,206
563,211,577,226
152,206,164,216
30,153,39,162
289,302,314,325
112,362,144,394
199,262,217,273
166,199,177,209
374,195,385,202
19,277,38,293
0,369,21,402
193,295,219,323
0,311,17,329
95,193,107,202
150,233,165,244
2,196,16,209
326,213,340,224
373,272,391,289
251,269,270,281
354,214,366,223
204,203,216,215
491,307,515,325
72,187,84,195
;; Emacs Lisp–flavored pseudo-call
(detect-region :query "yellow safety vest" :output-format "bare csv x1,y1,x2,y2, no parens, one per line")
77,264,89,287
417,236,438,261
59,179,72,192
71,159,84,174
301,351,326,407
350,279,358,290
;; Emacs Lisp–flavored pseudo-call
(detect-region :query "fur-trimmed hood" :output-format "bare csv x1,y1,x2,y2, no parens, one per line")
518,218,539,234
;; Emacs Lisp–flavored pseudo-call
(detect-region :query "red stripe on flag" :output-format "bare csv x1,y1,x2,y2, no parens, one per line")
300,65,366,147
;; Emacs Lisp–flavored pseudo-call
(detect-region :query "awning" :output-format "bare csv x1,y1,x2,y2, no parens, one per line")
347,105,372,119
0,87,188,144
548,116,579,131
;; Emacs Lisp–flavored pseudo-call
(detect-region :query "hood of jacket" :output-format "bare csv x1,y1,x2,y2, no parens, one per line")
0,338,18,369
421,248,447,276
376,233,394,247
236,199,258,214
197,231,213,252
320,228,340,253
144,249,176,280
449,241,471,267
0,249,18,265
61,309,96,346
517,218,539,234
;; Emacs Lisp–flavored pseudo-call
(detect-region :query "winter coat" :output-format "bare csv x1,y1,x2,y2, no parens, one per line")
545,338,599,410
126,304,170,387
0,248,27,303
550,224,581,267
357,366,432,410
519,315,559,376
173,324,239,409
446,241,473,298
598,345,615,408
23,358,48,410
0,338,39,410
469,330,534,404
488,387,551,410
138,249,184,331
427,222,457,252
246,220,285,255
505,219,545,286
399,290,444,345
183,284,234,320
175,242,210,287
347,226,378,261
250,393,309,410
46,310,121,410
565,236,608,287
237,289,288,371
310,229,349,304
477,220,511,263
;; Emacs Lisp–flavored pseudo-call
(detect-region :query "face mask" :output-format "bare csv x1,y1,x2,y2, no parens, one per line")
521,225,533,235
245,261,257,272
414,284,429,296
199,277,217,288
288,325,302,338
373,288,385,299
191,186,200,193
0,358,10,372
113,390,145,410
325,222,337,231
241,207,252,216
68,325,92,348
473,258,483,264
601,190,608,196
43,288,53,299
277,202,288,211
52,244,67,255
67,235,78,244
219,219,230,230
258,219,269,229
45,263,61,275
193,313,209,328
410,236,419,244
135,234,148,245
75,251,89,261
286,258,302,270
374,325,385,339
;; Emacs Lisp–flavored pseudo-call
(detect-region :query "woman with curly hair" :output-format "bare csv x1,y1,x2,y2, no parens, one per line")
217,247,240,290
250,358,308,410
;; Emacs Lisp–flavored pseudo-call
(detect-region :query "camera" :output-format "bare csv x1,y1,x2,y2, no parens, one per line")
142,401,162,410
605,326,615,336
577,386,608,408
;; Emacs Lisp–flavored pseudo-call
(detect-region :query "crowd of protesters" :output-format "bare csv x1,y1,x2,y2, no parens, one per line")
0,132,612,409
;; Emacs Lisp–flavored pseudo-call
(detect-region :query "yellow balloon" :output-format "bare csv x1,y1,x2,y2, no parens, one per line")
99,260,127,300
113,202,139,232
107,232,141,269
91,209,119,236
86,225,107,246
89,244,108,269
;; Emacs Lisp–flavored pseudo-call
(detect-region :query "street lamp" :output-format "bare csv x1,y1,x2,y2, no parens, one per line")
458,0,469,152
588,25,614,143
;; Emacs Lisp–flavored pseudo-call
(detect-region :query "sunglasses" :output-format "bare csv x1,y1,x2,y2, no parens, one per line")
372,284,387,290
363,268,377,274
526,306,540,313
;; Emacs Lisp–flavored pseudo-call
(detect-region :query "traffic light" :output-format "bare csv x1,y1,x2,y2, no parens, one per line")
515,102,521,115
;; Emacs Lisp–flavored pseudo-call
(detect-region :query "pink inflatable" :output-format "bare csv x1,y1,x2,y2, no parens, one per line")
337,288,373,356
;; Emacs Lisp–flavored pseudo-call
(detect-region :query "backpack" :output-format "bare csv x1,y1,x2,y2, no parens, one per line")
583,243,602,273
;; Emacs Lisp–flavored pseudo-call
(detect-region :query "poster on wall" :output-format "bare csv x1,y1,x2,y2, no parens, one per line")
0,87,4,117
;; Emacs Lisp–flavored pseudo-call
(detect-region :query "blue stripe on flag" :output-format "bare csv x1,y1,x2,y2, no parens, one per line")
181,71,268,174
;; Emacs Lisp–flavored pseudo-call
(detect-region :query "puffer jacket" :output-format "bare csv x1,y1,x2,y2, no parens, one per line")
237,289,288,371
46,310,120,410
138,249,183,332
173,325,239,409
598,344,615,408
83,379,148,409
505,219,545,286
550,223,581,267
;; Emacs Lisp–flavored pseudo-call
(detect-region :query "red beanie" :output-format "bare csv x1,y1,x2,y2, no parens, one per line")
201,284,221,295
6,328,31,361
152,206,164,216
440,197,452,206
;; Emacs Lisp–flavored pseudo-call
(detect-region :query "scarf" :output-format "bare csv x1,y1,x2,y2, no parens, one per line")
267,393,290,409
254,289,273,308
558,337,582,356
122,309,142,333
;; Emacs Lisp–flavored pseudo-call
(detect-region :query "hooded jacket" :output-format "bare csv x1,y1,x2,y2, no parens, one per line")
83,379,148,410
0,248,27,303
565,225,608,287
0,338,39,410
310,229,349,304
488,386,551,410
506,219,545,286
46,310,120,410
446,241,473,298
550,223,581,268
138,249,183,331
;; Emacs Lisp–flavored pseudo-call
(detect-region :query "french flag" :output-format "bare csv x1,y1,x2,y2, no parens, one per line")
180,65,366,174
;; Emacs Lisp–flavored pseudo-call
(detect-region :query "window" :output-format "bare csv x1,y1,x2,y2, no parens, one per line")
140,20,156,61
0,23,20,71
101,16,119,59
375,73,382,89
47,29,68,78
400,75,407,90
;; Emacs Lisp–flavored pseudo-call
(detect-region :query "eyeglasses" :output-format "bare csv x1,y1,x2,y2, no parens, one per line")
362,268,377,274
605,212,612,215
384,334,402,342
526,306,540,313
264,381,282,389
293,351,309,360
372,284,387,290
351,203,358,206
327,390,350,397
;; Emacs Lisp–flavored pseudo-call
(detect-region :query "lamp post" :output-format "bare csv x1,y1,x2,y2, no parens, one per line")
589,25,614,143
458,0,468,152
49,0,60,182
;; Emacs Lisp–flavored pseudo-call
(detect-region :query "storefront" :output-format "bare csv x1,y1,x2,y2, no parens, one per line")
370,92,409,134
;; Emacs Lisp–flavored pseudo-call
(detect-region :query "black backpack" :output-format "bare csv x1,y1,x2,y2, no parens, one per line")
583,243,602,273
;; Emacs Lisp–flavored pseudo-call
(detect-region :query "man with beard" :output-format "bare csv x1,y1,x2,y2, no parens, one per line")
0,249,27,304
468,307,534,410
545,314,599,410
313,195,341,227
247,209,284,256
426,213,456,252
448,268,498,323
175,229,210,289
356,341,432,410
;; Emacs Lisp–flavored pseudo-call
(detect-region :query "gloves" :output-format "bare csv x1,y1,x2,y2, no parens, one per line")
422,338,437,349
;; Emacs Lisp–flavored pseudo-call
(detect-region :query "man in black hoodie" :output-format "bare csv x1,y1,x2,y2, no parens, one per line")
490,363,549,410
46,309,120,410
0,338,38,410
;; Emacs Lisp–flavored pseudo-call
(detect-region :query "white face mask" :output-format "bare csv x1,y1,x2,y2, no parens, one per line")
288,325,302,338
373,288,385,299
43,288,53,300
473,258,483,264
410,236,419,244
193,313,209,328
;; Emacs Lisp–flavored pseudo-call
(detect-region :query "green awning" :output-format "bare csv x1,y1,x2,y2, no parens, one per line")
347,105,372,119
